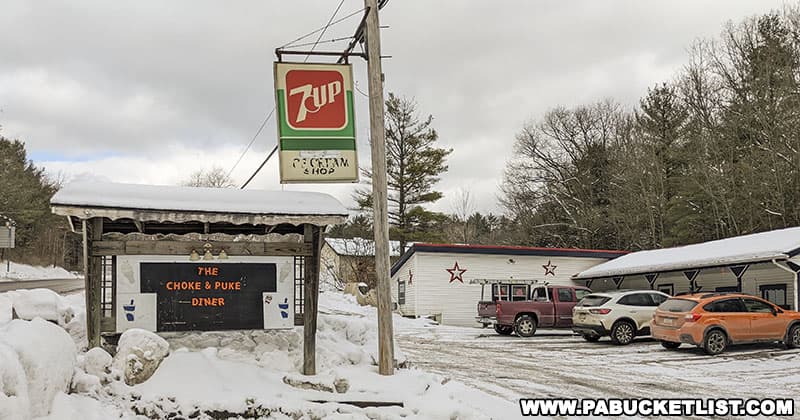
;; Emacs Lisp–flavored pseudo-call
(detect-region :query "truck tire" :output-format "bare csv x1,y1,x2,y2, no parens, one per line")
514,315,537,337
610,320,635,345
702,329,727,355
494,324,513,335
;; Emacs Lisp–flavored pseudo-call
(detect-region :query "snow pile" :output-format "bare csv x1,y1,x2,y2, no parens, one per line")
0,294,11,324
0,261,77,281
0,318,77,419
113,329,170,385
2,289,75,326
114,291,509,419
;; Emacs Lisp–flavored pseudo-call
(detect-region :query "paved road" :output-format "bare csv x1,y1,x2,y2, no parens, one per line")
0,278,84,293
396,324,800,409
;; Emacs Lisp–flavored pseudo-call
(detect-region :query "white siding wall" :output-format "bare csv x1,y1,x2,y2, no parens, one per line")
588,261,797,310
391,254,418,316
410,252,610,327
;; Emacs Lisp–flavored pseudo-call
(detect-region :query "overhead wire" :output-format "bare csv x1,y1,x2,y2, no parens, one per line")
239,0,347,189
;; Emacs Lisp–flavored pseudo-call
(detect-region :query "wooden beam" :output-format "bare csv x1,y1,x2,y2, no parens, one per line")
90,241,312,256
303,224,322,375
100,317,115,332
87,218,103,348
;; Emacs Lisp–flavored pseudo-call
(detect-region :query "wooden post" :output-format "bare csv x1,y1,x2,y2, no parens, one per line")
303,224,322,375
364,0,394,376
84,218,103,348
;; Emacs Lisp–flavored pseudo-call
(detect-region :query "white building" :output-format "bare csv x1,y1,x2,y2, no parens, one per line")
573,226,800,310
389,243,626,327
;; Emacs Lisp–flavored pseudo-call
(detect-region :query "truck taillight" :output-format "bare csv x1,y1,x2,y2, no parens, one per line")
685,313,702,322
589,308,611,315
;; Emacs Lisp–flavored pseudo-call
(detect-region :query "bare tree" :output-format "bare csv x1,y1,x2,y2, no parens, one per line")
450,187,475,243
181,166,236,188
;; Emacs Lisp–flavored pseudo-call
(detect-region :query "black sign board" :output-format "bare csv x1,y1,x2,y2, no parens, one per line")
140,262,277,332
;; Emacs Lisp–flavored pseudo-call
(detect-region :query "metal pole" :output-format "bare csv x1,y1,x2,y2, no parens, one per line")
364,0,394,376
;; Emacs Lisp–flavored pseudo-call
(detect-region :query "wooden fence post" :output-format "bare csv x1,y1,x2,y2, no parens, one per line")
303,224,322,375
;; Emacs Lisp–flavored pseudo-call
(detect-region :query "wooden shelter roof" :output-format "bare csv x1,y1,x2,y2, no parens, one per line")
51,181,347,235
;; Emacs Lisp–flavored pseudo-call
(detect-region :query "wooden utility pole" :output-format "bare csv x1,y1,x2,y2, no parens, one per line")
364,0,394,376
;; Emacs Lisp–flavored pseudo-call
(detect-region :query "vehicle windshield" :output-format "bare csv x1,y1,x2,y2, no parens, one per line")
658,298,699,313
576,295,611,307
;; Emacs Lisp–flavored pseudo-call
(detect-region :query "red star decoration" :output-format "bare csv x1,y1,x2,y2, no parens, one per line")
542,260,557,276
446,261,467,283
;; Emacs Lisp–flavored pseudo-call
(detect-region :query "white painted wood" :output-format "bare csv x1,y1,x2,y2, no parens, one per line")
393,251,611,327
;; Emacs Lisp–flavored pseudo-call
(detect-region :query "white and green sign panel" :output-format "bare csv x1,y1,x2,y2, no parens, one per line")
274,62,358,183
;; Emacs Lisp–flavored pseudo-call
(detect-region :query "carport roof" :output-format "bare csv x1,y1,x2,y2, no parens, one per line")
51,181,348,229
573,226,800,280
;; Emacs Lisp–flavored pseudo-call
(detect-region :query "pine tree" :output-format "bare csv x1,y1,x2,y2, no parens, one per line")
355,93,452,250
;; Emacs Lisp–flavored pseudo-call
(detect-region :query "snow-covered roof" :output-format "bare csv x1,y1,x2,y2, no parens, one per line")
574,226,800,280
51,181,347,227
324,237,402,257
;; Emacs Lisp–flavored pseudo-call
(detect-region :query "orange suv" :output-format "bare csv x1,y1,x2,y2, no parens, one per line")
651,293,800,355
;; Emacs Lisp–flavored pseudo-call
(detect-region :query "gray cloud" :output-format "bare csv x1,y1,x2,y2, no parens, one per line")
0,0,787,214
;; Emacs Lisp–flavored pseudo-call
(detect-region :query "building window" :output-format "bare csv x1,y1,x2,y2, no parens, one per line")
398,281,406,305
657,284,674,296
760,284,788,309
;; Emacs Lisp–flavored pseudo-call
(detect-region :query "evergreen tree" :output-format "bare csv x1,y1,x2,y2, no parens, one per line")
355,93,452,250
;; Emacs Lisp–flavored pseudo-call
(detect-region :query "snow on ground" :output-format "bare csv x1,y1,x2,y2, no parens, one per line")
396,323,800,412
7,287,800,419
0,290,519,419
0,261,78,282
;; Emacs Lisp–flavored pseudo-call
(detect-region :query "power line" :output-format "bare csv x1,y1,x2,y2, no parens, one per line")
280,7,365,49
239,0,347,189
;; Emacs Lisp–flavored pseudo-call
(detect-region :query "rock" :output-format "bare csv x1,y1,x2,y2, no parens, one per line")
282,374,335,393
333,377,349,393
113,329,169,385
84,347,113,380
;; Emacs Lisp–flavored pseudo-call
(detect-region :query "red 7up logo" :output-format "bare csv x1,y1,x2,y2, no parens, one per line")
286,69,346,130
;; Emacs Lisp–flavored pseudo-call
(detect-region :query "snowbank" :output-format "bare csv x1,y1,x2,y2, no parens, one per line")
3,289,74,326
0,261,77,282
0,318,77,419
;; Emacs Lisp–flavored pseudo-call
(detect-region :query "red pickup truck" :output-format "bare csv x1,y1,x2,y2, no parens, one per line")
491,285,592,337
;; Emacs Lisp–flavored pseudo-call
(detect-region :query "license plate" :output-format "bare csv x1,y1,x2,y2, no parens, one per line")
662,318,673,326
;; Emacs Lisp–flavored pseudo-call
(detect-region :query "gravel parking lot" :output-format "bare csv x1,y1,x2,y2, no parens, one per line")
396,324,800,405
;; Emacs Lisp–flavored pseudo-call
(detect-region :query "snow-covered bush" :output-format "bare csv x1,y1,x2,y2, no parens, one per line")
0,318,77,418
113,329,169,385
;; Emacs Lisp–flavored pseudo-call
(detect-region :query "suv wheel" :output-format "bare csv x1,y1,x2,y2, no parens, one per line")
703,329,727,355
610,321,635,345
660,340,680,350
494,324,513,336
785,324,800,349
582,334,600,342
514,315,537,337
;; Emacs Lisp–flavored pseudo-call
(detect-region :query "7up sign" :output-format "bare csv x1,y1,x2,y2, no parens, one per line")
274,62,358,183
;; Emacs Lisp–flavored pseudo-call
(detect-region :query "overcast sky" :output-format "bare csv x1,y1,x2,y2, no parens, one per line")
0,0,788,214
